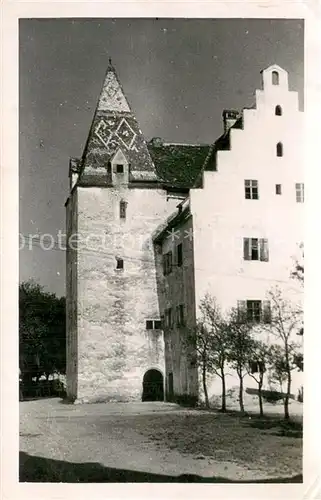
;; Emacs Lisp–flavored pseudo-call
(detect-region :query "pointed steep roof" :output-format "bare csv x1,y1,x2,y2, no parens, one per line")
78,59,157,185
97,58,131,113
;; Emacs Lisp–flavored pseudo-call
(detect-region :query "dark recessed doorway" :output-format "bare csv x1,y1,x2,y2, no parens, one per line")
142,369,164,402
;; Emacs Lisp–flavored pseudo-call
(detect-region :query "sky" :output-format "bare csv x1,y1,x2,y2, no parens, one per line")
19,18,304,297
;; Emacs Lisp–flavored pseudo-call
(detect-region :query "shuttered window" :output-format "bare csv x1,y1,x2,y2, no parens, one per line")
262,300,272,323
165,308,173,328
237,300,271,323
163,251,173,275
176,304,185,327
243,238,269,261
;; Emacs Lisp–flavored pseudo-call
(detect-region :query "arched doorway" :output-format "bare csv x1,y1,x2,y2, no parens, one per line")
142,369,164,402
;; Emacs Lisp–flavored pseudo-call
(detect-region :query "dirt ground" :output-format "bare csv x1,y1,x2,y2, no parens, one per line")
20,398,302,483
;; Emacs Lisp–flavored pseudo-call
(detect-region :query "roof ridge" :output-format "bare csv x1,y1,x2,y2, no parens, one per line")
161,142,211,147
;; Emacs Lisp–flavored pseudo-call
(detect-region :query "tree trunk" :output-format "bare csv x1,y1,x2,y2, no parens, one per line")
202,363,210,408
258,381,264,417
221,367,226,412
238,371,244,413
284,370,292,421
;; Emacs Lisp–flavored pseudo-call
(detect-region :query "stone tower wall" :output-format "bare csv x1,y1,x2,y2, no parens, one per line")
74,185,178,402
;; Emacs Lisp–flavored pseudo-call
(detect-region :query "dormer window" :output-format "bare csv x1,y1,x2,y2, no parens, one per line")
272,71,279,85
116,164,124,173
275,105,282,116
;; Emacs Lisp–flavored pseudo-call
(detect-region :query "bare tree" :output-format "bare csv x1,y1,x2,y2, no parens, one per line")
264,287,303,420
184,294,230,410
247,340,271,417
199,295,230,412
227,309,255,413
185,321,212,408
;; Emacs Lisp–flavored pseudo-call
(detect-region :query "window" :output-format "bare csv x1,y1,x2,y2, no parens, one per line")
247,300,262,322
120,200,127,219
276,142,283,157
237,300,271,323
176,304,185,327
275,184,282,195
176,243,183,267
146,320,162,330
272,71,279,85
295,183,304,203
249,361,266,374
249,361,259,374
163,251,173,275
275,105,282,116
245,180,259,200
116,257,124,270
165,308,173,329
243,238,269,262
116,164,124,173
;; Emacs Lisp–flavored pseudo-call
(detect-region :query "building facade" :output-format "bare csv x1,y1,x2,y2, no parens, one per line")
66,62,303,403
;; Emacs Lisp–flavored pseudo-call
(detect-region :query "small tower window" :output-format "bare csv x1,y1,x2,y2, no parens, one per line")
116,257,124,270
275,105,282,116
120,200,127,220
276,184,282,195
272,71,279,85
116,164,124,173
276,142,283,157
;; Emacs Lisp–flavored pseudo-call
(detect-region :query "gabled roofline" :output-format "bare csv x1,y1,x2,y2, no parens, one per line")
260,64,286,74
153,200,191,244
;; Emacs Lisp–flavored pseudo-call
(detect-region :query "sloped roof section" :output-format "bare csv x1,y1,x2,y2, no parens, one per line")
148,141,212,189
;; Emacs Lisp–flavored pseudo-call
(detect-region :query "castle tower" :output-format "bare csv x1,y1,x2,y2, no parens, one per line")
65,61,180,403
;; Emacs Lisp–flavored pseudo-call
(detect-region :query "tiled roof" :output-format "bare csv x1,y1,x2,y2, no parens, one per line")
148,142,212,188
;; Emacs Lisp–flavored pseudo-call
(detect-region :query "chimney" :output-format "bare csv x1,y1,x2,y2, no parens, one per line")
222,110,241,134
150,137,164,148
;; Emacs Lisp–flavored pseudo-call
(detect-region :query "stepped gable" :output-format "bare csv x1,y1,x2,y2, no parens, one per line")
78,59,157,185
192,114,244,187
